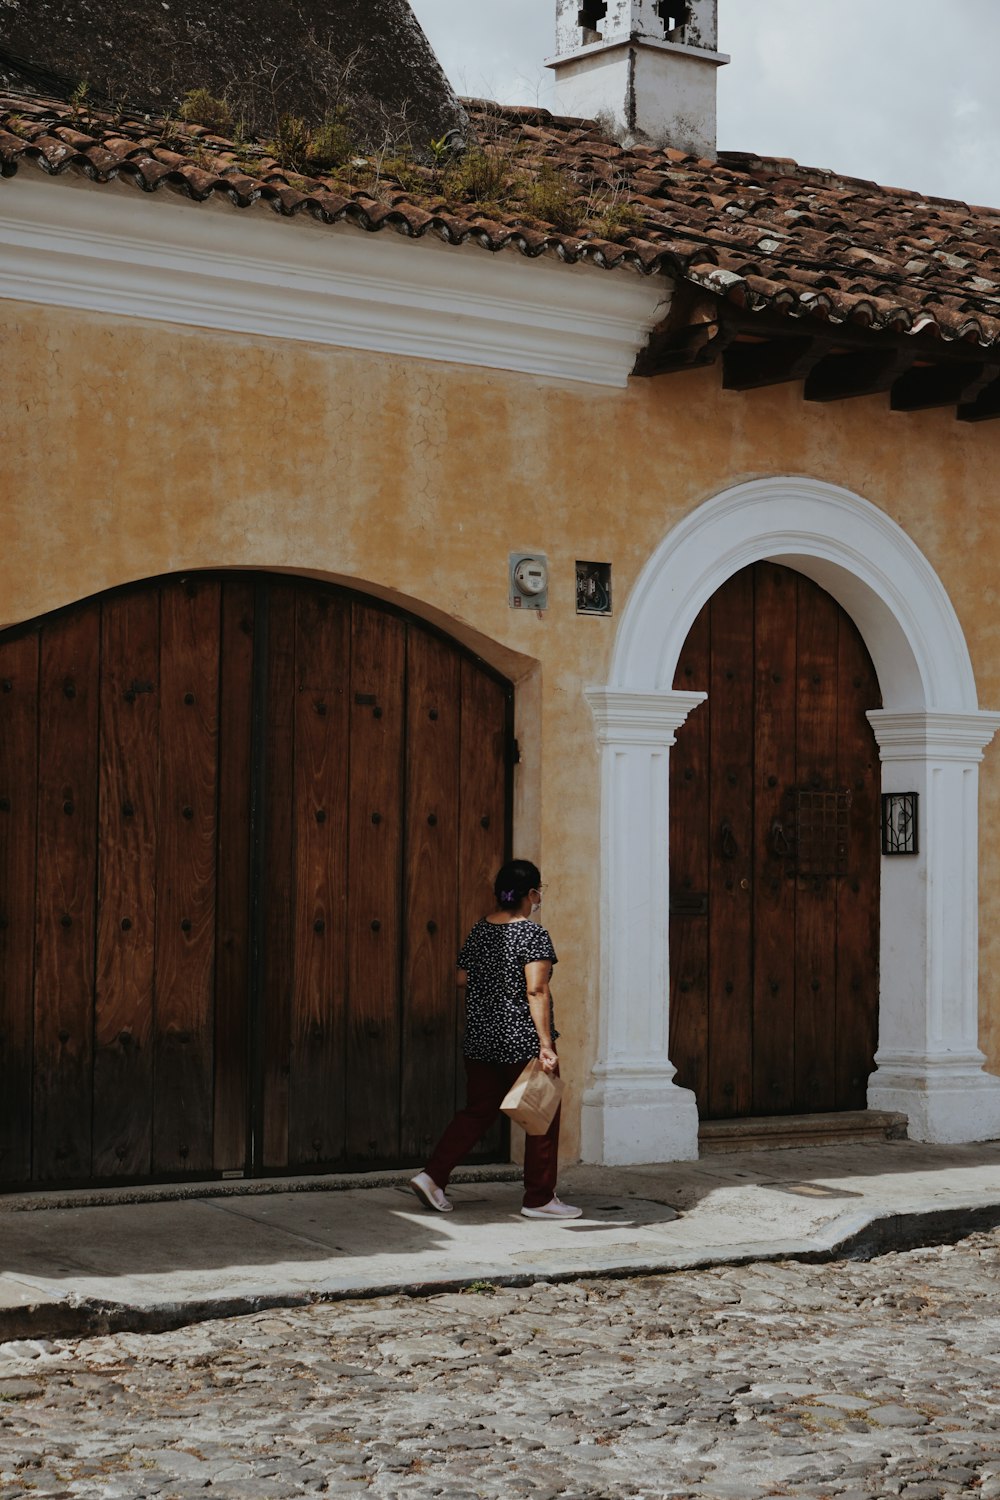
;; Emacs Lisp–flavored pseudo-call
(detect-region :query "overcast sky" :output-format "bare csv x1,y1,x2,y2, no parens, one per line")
408,0,1000,208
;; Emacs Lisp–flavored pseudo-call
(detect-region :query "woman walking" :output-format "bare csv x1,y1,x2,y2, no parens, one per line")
410,859,581,1219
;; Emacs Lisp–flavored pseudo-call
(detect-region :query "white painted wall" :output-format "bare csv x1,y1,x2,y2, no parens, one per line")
632,45,722,155
550,0,726,153
549,34,727,156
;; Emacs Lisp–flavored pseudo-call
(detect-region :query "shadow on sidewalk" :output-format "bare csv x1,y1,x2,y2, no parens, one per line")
0,1181,679,1283
565,1137,1000,1218
2,1139,999,1290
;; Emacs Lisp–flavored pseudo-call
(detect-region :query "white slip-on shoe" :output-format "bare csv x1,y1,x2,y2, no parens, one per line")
520,1196,583,1220
409,1171,453,1213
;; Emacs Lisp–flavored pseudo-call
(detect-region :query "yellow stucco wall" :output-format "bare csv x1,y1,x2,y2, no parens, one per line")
4,295,1000,1158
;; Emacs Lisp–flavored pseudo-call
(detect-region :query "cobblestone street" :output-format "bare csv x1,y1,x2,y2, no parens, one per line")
3,1229,1000,1500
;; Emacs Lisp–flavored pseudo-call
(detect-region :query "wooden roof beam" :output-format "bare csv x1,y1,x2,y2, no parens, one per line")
891,362,997,413
722,334,832,391
634,298,1000,422
633,287,737,378
958,371,1000,423
804,346,914,403
634,318,736,377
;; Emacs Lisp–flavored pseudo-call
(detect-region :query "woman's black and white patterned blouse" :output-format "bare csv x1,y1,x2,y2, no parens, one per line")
458,918,559,1064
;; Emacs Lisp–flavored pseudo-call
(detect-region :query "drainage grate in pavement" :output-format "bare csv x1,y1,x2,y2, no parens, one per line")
763,1181,865,1200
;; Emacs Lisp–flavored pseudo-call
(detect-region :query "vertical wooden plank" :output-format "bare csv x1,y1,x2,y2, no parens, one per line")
668,602,711,1110
0,634,39,1183
345,605,405,1163
288,587,351,1168
793,576,842,1112
836,615,882,1110
212,581,255,1172
707,570,755,1119
258,582,296,1170
92,592,160,1178
457,661,509,1155
752,563,798,1115
33,608,100,1181
153,579,220,1175
458,664,508,941
400,628,461,1162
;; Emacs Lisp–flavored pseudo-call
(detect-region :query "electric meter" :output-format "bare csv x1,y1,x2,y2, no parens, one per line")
509,553,550,609
513,558,548,596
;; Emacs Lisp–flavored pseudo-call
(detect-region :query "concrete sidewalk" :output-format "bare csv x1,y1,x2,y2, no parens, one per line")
2,1137,1000,1341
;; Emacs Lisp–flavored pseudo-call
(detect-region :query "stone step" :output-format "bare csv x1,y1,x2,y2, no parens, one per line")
698,1109,909,1153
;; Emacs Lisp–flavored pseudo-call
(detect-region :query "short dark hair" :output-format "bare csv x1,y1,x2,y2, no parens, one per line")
494,859,541,910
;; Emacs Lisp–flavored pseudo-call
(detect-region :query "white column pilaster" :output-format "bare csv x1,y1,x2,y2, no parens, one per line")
581,687,706,1164
867,710,1000,1143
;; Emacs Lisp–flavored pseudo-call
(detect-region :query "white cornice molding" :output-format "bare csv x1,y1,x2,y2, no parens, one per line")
547,37,730,67
0,171,668,387
868,709,1000,762
585,686,707,746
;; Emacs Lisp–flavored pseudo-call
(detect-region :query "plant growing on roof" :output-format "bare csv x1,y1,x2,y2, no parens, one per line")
306,113,356,170
348,99,424,195
591,199,645,241
67,79,94,131
267,109,355,174
435,95,526,208
522,163,583,234
187,140,218,172
63,79,128,140
445,145,517,207
585,172,645,241
362,145,420,196
178,88,234,136
428,134,451,166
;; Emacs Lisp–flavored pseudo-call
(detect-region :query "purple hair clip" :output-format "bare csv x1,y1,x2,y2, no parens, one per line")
501,889,515,902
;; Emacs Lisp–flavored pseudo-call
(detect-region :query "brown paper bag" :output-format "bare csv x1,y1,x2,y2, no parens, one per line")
500,1058,564,1135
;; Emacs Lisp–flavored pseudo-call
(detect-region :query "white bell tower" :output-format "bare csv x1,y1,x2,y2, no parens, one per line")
548,1,729,158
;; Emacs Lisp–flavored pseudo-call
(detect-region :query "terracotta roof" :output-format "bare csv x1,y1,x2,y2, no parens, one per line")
3,89,1000,373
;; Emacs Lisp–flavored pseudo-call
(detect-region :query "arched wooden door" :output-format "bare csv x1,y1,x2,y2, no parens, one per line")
0,574,512,1188
669,562,881,1119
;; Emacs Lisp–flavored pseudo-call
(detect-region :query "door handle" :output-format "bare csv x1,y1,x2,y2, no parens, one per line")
770,819,791,857
720,821,738,860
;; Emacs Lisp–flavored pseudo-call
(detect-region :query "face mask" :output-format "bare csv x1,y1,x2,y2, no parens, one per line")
530,894,542,916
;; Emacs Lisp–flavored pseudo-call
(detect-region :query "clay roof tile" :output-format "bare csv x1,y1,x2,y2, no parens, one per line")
3,90,1000,354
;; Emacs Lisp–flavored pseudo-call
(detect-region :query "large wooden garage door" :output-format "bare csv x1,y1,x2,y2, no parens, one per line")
0,574,512,1188
669,562,881,1119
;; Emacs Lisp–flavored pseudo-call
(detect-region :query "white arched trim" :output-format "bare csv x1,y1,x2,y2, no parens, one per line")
611,476,978,711
583,477,1000,1165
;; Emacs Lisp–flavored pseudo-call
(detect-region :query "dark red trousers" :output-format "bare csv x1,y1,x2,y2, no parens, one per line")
425,1058,560,1209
